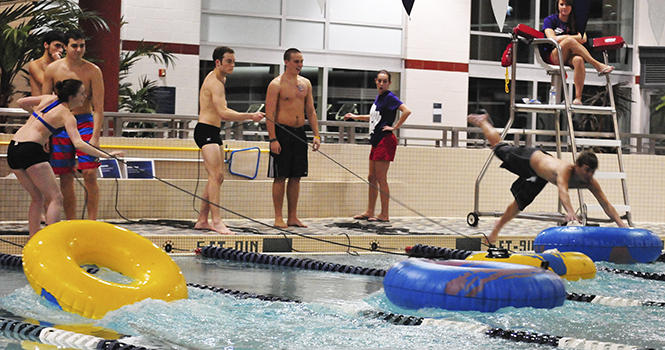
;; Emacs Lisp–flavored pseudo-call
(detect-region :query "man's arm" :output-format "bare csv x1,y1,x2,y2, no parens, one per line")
90,65,105,145
211,85,263,122
556,165,580,223
304,79,320,151
41,65,55,95
265,80,281,154
588,178,629,227
28,62,44,96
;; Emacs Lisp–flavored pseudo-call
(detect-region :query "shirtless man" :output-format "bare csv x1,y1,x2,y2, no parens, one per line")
266,48,321,228
468,112,628,245
28,30,65,96
42,29,104,220
194,46,264,234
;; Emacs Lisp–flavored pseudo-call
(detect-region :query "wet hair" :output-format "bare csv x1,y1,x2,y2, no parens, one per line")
284,48,301,62
576,150,598,170
377,70,392,82
54,79,83,103
42,30,65,46
213,46,234,63
64,29,86,44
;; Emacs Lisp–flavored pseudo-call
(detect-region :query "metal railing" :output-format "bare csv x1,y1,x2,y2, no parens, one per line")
2,109,665,154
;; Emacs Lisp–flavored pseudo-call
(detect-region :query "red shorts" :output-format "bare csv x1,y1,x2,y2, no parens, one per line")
369,133,397,161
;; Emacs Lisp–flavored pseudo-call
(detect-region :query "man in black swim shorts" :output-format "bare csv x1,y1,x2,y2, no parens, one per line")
195,46,264,234
468,112,628,245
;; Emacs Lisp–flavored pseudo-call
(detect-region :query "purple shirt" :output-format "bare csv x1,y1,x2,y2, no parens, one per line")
369,91,402,147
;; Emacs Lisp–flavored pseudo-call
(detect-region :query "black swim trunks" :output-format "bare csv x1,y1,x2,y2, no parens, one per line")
7,140,50,170
267,124,308,178
194,122,223,149
493,142,549,211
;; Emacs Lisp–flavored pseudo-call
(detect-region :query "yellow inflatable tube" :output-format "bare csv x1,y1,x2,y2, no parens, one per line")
466,251,596,281
22,220,188,319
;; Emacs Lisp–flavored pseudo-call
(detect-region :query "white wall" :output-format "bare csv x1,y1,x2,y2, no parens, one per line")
121,0,201,115
402,1,470,142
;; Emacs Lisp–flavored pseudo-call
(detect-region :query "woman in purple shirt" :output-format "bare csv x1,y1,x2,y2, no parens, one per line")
344,70,411,222
543,0,614,105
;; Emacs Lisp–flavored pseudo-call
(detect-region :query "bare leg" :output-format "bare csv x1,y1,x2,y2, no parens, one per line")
356,160,379,219
374,160,391,221
286,177,306,227
59,172,76,220
486,200,521,245
14,163,63,237
272,177,287,228
569,55,586,104
468,113,502,147
81,168,99,220
551,37,613,74
195,144,233,234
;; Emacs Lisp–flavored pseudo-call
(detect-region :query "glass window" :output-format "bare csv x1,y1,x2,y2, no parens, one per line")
329,0,403,26
284,20,325,50
286,0,325,19
199,61,278,113
329,24,401,55
201,0,281,15
201,14,280,47
471,0,535,33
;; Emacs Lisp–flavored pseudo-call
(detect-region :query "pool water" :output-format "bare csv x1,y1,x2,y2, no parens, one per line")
1,254,664,350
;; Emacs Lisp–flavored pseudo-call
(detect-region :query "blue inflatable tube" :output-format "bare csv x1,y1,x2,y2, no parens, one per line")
534,226,663,264
383,259,566,313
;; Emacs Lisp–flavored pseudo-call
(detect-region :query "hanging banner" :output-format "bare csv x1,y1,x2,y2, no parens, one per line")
648,0,665,44
491,0,509,32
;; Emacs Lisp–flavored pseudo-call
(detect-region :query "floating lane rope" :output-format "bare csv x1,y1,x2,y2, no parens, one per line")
0,253,22,270
0,317,154,350
187,283,299,303
405,244,474,260
361,311,655,350
566,292,665,307
197,246,386,277
597,266,665,282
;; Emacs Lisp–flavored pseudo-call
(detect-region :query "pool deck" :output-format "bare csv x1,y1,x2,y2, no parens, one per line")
1,217,664,256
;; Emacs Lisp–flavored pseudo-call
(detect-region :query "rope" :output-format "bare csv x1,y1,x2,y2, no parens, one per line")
197,246,386,277
566,292,665,307
361,311,654,350
0,253,22,270
187,283,299,303
263,116,492,248
597,266,665,282
90,144,408,256
0,317,155,350
404,244,474,260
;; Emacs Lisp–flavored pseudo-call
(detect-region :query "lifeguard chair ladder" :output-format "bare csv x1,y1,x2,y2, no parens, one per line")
467,24,632,228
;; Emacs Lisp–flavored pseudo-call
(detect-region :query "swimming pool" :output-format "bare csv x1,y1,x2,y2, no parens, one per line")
0,253,663,349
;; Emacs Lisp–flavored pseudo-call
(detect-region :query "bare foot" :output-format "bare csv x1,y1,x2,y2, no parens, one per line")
194,220,212,230
467,113,488,126
274,218,288,228
287,219,307,228
353,213,372,220
210,221,235,235
572,98,583,105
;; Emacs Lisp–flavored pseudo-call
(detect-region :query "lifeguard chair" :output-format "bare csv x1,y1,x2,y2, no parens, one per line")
467,23,632,228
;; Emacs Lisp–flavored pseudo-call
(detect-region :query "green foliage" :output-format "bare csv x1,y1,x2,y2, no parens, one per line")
119,76,158,114
0,0,108,106
117,40,177,115
648,89,665,135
